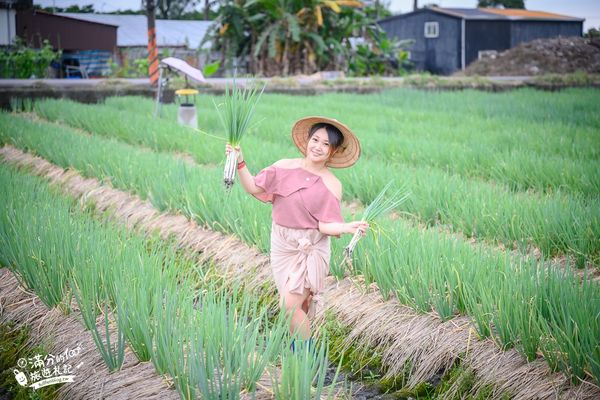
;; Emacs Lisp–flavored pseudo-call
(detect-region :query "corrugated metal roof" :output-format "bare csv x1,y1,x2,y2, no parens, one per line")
58,13,213,49
379,7,584,23
480,8,584,21
35,10,119,27
430,7,583,21
429,8,491,19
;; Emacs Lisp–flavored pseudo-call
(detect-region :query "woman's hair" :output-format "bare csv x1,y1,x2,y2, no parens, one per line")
308,123,344,153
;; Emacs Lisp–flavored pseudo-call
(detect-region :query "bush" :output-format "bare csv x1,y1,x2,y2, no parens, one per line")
0,37,61,79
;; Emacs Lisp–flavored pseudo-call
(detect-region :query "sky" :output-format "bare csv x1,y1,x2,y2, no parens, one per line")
35,0,600,31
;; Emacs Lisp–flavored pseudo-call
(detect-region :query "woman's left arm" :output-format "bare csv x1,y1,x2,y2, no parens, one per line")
317,177,368,236
319,221,368,236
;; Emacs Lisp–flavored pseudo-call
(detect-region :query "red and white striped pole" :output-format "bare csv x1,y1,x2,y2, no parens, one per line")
146,0,159,86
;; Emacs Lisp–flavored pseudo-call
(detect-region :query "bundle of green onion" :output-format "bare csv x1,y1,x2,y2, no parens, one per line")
214,79,264,189
345,181,410,258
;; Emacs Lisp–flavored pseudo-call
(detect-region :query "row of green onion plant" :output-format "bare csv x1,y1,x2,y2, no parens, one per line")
0,109,596,288
32,92,600,198
0,163,128,370
15,105,600,266
100,90,600,197
213,80,264,189
341,214,600,385
344,180,410,258
105,89,599,164
31,97,227,166
336,157,600,267
272,335,341,400
0,161,341,398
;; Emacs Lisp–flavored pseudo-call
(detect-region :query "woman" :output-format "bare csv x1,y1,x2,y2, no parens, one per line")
226,116,368,342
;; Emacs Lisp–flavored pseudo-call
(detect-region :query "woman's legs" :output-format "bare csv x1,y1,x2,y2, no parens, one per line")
280,283,312,340
302,293,312,314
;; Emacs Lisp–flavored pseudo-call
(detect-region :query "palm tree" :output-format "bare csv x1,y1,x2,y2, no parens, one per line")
253,0,301,75
210,0,260,73
295,0,363,73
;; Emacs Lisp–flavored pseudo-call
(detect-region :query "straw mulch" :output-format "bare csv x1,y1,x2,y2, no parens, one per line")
0,269,179,400
1,144,599,399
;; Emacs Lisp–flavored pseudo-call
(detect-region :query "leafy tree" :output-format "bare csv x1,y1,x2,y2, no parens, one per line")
477,0,525,8
142,0,198,19
584,27,600,38
107,9,146,15
34,4,96,13
206,0,407,76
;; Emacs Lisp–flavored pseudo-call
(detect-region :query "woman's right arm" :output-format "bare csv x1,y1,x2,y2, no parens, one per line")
226,144,265,195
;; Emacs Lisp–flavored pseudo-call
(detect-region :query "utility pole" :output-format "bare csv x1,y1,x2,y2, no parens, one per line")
204,0,210,20
146,0,159,85
414,0,418,11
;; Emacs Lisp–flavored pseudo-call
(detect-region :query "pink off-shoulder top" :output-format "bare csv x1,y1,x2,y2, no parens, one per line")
253,166,344,229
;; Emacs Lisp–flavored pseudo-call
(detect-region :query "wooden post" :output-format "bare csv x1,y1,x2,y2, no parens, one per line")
146,0,159,86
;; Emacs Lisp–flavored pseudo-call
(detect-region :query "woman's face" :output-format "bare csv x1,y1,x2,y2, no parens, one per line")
306,128,333,164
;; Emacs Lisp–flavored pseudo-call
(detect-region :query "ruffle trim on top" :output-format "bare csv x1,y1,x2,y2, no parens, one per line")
253,166,318,203
253,166,344,227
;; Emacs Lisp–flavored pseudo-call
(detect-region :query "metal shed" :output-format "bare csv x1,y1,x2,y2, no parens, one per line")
57,14,212,51
16,9,117,51
378,7,584,75
57,14,213,72
14,9,118,77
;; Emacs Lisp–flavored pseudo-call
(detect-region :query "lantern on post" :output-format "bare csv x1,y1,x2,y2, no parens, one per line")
155,57,206,129
175,88,199,129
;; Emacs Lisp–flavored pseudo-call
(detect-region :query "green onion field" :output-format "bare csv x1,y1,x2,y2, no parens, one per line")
1,87,599,398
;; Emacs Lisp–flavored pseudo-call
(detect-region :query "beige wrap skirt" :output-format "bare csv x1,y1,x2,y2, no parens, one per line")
270,222,331,319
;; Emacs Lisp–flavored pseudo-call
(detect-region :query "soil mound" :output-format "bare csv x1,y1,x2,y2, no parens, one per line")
462,36,600,76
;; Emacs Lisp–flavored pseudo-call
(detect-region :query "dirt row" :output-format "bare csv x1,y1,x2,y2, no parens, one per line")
0,270,179,400
1,145,599,399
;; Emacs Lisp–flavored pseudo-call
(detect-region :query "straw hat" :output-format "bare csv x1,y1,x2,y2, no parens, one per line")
291,116,361,168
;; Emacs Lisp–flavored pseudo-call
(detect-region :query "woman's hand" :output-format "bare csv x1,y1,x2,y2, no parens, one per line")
225,143,244,163
346,221,369,236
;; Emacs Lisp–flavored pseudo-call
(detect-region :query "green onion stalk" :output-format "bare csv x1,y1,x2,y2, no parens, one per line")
213,79,264,190
344,181,410,258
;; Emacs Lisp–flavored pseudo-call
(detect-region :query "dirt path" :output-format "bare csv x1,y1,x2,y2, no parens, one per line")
0,270,179,400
